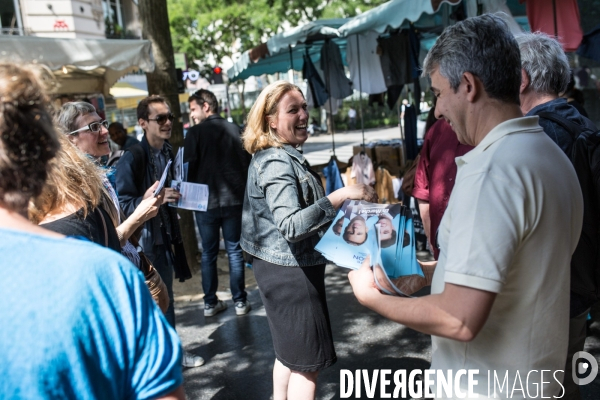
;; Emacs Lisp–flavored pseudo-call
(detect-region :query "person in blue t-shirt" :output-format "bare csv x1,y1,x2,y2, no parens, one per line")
0,63,184,400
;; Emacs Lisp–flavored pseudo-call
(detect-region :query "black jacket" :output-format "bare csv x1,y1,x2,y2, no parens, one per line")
533,100,600,314
115,136,172,254
183,114,251,210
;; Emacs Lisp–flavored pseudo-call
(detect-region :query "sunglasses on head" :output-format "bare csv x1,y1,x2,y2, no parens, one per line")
68,120,109,135
148,113,174,125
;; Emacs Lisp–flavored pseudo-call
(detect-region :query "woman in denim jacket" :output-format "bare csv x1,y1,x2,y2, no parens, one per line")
241,81,377,400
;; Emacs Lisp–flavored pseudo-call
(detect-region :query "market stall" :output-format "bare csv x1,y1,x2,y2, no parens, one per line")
0,36,154,96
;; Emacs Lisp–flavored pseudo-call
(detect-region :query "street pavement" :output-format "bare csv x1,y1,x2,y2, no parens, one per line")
174,124,600,399
300,123,425,166
176,264,600,400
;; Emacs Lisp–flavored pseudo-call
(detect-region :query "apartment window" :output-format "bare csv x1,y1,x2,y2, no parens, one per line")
103,0,123,38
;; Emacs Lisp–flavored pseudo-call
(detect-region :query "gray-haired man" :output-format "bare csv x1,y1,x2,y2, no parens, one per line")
349,14,583,398
517,31,599,400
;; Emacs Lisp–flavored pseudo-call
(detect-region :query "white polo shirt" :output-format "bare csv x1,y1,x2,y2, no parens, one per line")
430,117,583,399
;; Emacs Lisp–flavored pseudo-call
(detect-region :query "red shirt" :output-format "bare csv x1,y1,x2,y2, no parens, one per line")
412,119,473,259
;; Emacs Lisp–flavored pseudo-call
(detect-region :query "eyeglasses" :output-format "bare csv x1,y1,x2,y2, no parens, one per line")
147,113,174,125
68,120,109,135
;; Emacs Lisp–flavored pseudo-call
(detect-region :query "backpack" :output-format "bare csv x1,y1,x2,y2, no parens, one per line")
538,111,600,304
106,150,124,168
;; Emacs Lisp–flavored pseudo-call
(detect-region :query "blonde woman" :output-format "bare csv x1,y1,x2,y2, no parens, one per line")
29,134,159,256
241,81,377,400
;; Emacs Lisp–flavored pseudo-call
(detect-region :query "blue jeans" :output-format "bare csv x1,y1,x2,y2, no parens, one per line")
195,206,246,305
145,244,175,327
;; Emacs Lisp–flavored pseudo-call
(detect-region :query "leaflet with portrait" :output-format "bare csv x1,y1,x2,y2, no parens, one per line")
315,200,425,297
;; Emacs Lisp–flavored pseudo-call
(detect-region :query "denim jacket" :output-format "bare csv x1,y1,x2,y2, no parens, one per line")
241,144,337,267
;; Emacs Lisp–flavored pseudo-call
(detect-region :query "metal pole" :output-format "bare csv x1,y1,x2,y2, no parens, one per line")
552,0,558,38
324,40,336,156
398,96,407,164
356,35,365,150
288,45,294,84
12,0,24,35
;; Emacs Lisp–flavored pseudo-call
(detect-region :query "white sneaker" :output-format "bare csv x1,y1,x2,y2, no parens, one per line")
204,300,227,317
182,351,204,368
235,301,252,316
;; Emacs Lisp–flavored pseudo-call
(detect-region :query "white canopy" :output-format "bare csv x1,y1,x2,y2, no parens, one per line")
0,36,154,96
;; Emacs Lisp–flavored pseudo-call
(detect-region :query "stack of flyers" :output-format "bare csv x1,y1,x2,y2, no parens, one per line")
315,200,427,297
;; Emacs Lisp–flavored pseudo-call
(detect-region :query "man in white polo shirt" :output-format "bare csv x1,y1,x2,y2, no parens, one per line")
348,14,583,399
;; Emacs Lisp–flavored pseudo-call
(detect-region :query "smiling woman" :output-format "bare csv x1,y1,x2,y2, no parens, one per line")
240,80,378,400
53,102,163,273
56,102,111,158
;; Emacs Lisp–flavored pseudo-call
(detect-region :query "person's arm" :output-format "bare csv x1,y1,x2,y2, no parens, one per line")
259,155,376,243
417,199,432,244
327,185,377,209
156,385,186,400
348,263,496,341
114,182,161,245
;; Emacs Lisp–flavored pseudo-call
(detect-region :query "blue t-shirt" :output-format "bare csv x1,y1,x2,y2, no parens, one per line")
0,229,182,399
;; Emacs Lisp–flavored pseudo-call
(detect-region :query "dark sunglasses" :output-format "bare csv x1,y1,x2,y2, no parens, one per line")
148,113,174,125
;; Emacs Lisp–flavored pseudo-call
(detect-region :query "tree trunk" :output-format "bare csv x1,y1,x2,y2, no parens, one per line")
139,0,198,274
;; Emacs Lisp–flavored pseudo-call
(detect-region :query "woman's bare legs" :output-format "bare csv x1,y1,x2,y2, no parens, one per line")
272,359,319,400
273,359,291,400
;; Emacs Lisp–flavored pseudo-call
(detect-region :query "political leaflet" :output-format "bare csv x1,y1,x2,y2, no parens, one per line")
315,200,426,296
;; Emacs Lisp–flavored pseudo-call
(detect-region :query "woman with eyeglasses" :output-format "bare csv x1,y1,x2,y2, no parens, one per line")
29,133,123,253
41,102,164,268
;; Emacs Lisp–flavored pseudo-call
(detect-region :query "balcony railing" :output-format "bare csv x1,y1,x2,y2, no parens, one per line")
0,27,31,36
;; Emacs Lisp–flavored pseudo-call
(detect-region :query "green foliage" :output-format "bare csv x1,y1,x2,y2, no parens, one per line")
167,0,388,70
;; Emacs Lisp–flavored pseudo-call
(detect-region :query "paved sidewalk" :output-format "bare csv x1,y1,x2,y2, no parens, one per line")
175,264,600,400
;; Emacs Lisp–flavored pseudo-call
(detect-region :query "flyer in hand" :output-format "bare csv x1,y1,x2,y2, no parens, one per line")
315,200,426,297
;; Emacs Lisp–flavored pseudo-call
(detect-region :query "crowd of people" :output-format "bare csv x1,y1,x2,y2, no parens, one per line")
1,11,599,400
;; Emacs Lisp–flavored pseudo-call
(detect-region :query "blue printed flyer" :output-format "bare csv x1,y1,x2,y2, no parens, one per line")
316,200,427,297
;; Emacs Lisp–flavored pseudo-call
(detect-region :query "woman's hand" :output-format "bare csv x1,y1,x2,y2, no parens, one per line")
327,184,378,209
115,184,163,246
131,194,162,224
142,181,160,200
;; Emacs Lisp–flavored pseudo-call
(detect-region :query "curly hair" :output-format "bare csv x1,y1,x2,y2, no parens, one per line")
0,63,59,213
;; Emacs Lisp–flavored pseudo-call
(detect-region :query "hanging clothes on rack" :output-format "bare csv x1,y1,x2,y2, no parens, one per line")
577,24,600,63
320,40,353,100
525,0,583,52
323,158,344,195
351,153,376,186
346,32,387,95
378,33,411,87
407,26,422,113
303,53,328,108
403,103,418,161
323,98,341,115
375,167,398,204
378,32,411,109
464,0,523,35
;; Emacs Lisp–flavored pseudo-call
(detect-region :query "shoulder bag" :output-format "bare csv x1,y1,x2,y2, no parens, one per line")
99,207,170,313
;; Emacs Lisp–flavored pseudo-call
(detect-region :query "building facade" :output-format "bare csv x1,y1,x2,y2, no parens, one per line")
1,0,141,39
